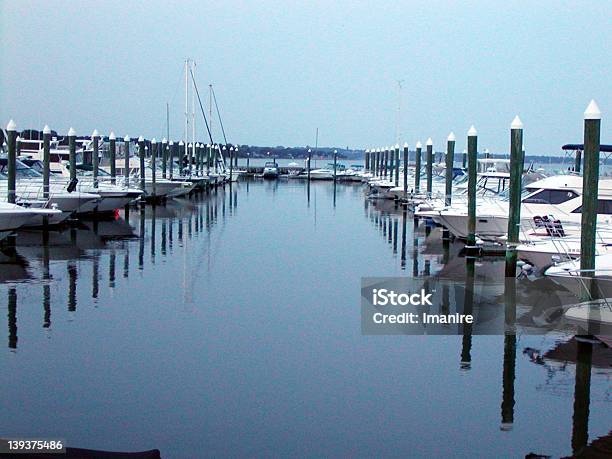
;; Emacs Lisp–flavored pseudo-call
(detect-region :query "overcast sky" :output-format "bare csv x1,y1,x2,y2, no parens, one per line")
1,0,609,154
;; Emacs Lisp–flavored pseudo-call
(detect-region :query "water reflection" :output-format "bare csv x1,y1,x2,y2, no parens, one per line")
0,181,609,458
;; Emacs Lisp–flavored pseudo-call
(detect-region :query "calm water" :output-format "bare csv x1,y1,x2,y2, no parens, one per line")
0,179,610,457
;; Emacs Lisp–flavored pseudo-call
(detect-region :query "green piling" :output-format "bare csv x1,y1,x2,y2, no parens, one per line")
505,116,524,277
415,142,422,192
426,138,433,194
138,136,145,192
123,135,130,185
68,127,77,182
109,132,116,184
151,138,157,197
388,146,394,182
333,149,338,181
580,100,601,301
467,126,478,247
162,138,168,179
445,132,455,206
394,144,400,187
6,120,17,204
42,125,51,198
402,143,408,196
92,130,99,188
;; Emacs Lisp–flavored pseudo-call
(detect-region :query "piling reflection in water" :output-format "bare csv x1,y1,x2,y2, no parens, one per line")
0,180,609,458
366,197,610,457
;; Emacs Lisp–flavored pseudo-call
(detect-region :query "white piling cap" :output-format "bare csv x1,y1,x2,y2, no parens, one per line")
426,138,433,146
365,149,369,153
403,142,409,148
124,135,130,142
42,125,51,134
6,119,16,131
169,141,174,146
152,138,157,143
468,125,477,136
584,99,601,120
92,129,99,137
511,115,523,129
179,140,184,146
395,143,399,149
222,145,226,150
162,137,167,143
416,141,422,149
138,135,144,142
188,143,192,148
235,146,238,150
334,149,337,153
68,127,76,136
447,132,456,142
463,149,467,154
485,148,489,153
109,131,116,140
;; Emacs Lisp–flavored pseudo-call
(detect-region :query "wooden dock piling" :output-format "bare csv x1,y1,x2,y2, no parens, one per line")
445,132,455,206
43,125,51,197
68,127,77,182
575,149,582,173
505,116,524,276
123,135,130,185
467,126,478,248
151,139,157,197
426,138,433,194
394,144,400,187
580,100,602,300
161,138,168,178
6,120,17,203
92,130,99,188
333,149,338,182
415,141,422,192
109,132,116,184
138,136,145,191
389,146,394,182
403,143,408,196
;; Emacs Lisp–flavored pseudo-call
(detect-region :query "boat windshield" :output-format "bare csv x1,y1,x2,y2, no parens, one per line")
0,159,43,178
264,162,277,167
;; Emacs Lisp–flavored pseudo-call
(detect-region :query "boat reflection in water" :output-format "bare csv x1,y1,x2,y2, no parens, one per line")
366,197,611,457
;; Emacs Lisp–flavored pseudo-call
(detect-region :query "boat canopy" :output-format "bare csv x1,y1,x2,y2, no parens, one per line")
562,144,612,152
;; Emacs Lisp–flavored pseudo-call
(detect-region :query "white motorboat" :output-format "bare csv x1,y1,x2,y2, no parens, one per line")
309,168,334,180
262,162,280,179
545,253,612,300
0,202,63,240
431,173,611,240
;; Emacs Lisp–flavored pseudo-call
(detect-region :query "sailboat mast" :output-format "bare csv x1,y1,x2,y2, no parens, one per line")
315,128,319,168
209,84,213,143
192,61,196,159
184,59,189,146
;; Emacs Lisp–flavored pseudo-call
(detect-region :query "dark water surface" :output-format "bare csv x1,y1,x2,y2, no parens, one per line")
0,179,610,458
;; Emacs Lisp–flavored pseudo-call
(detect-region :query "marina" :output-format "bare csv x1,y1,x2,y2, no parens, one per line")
0,177,610,457
1,1,610,457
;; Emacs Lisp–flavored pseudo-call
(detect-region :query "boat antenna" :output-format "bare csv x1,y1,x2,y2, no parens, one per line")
189,67,214,144
211,85,228,146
